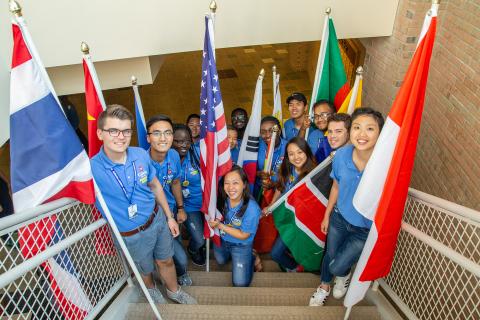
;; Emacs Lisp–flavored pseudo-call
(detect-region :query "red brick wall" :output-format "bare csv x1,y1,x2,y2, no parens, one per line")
361,0,480,210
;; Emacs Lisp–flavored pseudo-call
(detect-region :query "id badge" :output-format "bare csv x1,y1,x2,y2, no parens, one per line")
128,204,138,219
182,188,190,198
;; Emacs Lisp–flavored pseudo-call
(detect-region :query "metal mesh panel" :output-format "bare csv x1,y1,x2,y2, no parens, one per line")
0,202,128,320
385,196,480,320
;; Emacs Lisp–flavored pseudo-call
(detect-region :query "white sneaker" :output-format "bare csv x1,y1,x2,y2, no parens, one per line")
146,287,167,304
333,273,351,299
309,287,330,306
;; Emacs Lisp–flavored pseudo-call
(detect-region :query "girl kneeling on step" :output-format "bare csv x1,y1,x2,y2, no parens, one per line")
208,165,261,287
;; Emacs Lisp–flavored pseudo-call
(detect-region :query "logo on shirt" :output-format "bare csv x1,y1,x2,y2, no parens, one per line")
138,167,148,184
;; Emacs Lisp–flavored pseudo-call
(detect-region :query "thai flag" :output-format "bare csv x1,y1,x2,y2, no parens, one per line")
199,15,232,245
9,13,95,319
237,71,264,190
344,3,438,309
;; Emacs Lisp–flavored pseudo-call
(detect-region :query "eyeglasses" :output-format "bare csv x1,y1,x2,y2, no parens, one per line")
102,128,133,137
311,112,332,121
148,130,173,138
173,139,191,146
232,115,247,121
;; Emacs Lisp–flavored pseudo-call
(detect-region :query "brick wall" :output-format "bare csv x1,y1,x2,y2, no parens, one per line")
361,0,480,210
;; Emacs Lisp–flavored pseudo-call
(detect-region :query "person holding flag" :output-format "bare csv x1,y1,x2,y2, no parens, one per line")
309,107,384,306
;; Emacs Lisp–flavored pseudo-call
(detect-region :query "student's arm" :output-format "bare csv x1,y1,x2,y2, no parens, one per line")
321,179,339,234
208,220,250,240
298,114,311,139
171,178,186,223
261,188,282,216
149,176,180,237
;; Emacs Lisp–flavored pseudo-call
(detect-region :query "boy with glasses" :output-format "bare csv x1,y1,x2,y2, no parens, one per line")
92,105,196,305
231,107,249,145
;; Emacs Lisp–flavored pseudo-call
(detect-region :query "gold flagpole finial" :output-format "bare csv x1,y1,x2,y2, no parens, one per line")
272,65,277,73
272,125,280,133
325,7,331,15
432,0,440,4
80,42,90,55
259,68,265,78
356,66,364,75
131,76,137,86
209,0,217,13
9,0,22,17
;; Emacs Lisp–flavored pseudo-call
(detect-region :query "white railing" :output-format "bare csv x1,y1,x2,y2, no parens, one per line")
379,188,480,320
0,198,130,320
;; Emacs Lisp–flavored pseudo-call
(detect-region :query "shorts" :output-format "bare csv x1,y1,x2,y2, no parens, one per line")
122,213,174,275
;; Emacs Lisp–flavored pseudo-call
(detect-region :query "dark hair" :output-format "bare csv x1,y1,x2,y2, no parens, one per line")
231,108,248,117
227,125,237,132
351,107,385,131
173,123,199,169
98,104,133,130
286,92,307,106
313,99,336,114
277,137,316,193
260,115,283,138
146,114,173,131
186,114,200,124
219,165,251,218
328,113,352,131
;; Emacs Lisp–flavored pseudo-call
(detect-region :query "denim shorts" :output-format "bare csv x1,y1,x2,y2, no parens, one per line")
122,213,174,275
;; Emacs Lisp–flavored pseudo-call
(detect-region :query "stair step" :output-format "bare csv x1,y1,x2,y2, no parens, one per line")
138,286,372,307
126,304,380,320
189,259,282,272
188,271,320,288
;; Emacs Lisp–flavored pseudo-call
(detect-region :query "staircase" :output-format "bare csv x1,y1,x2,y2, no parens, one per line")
122,254,382,320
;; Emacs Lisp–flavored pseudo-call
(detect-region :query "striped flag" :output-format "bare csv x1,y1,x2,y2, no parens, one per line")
82,43,106,158
237,70,264,190
344,4,438,308
310,11,350,112
132,77,149,150
10,13,95,319
269,157,334,271
199,15,232,245
337,66,363,115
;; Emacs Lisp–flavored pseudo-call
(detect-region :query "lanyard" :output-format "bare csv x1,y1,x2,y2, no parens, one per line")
110,162,137,205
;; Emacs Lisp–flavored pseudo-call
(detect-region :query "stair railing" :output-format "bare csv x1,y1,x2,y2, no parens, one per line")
377,188,480,320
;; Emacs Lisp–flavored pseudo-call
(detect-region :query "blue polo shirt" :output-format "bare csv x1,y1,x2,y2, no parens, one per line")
330,144,372,229
284,168,299,194
91,147,157,232
151,148,182,212
307,129,327,155
230,146,239,164
180,152,202,212
284,118,300,141
222,198,261,244
254,138,286,196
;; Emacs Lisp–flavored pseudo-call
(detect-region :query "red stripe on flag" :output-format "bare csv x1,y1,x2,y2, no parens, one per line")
287,184,327,243
201,132,216,216
11,24,32,68
83,59,104,158
359,17,437,281
333,82,350,111
45,180,95,205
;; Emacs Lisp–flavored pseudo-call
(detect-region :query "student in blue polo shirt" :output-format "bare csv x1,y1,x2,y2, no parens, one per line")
147,115,191,286
172,124,206,266
255,116,286,198
298,100,336,162
208,165,261,287
283,92,308,141
91,104,196,305
227,125,240,164
309,107,384,307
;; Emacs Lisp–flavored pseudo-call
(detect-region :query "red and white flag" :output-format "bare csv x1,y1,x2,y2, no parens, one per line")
344,3,438,308
199,15,232,245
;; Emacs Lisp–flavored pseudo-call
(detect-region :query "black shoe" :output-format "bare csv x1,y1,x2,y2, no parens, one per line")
188,248,206,266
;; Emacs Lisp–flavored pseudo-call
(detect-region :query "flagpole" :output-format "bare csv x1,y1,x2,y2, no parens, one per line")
264,125,279,173
93,180,163,320
346,66,363,114
306,7,331,140
81,42,107,110
205,0,217,274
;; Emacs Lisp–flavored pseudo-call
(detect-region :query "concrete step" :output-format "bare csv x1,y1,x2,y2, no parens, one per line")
138,286,372,307
188,258,282,272
126,304,381,320
187,271,320,288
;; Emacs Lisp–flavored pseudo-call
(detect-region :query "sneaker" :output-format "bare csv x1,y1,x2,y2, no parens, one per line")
333,273,351,299
146,287,167,304
286,265,304,273
309,287,330,306
188,248,206,266
177,273,193,286
167,286,197,304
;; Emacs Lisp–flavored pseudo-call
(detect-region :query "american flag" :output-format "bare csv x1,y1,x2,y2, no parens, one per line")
199,15,232,245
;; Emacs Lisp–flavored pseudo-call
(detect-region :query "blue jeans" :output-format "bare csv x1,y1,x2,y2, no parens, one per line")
320,208,369,284
214,240,254,287
185,211,205,252
270,236,298,270
173,235,188,277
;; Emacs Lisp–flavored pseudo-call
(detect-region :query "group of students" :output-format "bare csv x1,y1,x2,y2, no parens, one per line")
91,91,384,307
